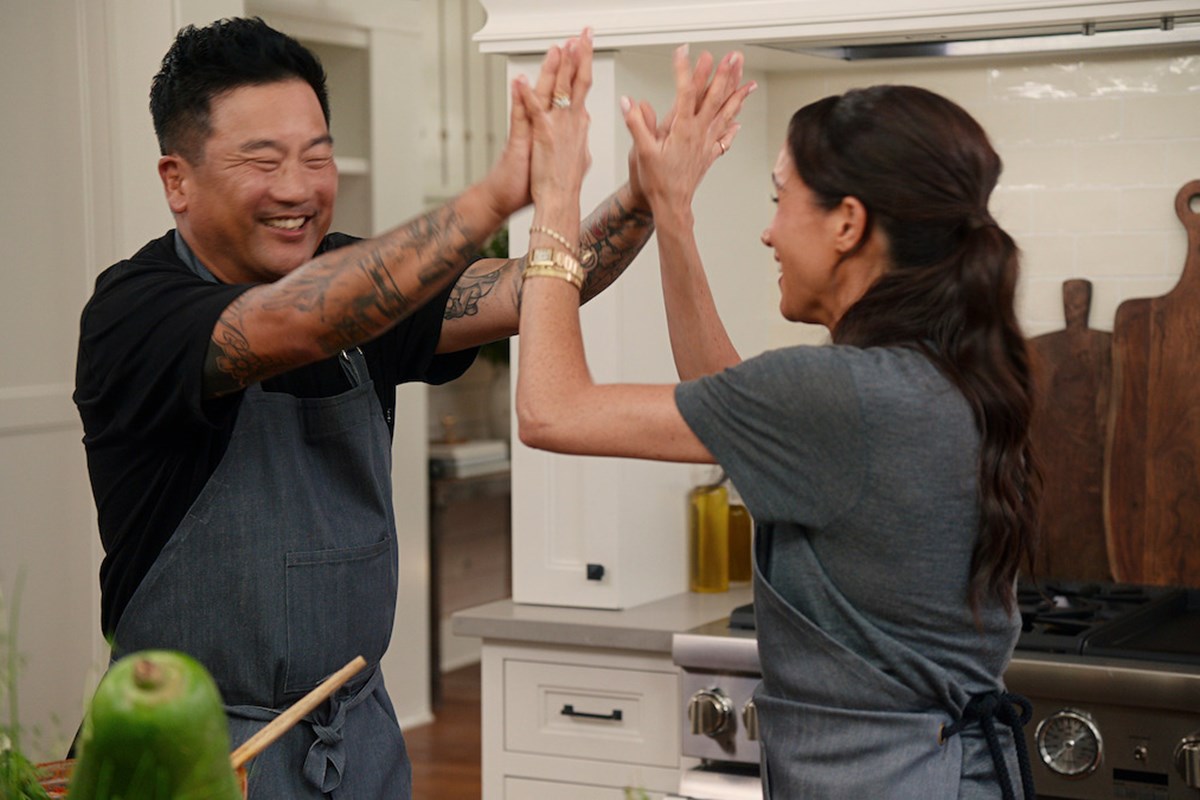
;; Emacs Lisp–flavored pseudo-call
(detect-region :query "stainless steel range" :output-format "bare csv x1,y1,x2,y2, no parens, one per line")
670,583,1200,800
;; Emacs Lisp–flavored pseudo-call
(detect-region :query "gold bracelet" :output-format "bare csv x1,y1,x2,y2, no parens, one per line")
524,248,584,289
530,225,596,267
523,266,583,291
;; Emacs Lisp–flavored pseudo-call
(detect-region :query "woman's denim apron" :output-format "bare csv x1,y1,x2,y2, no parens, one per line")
111,338,410,799
752,529,1031,799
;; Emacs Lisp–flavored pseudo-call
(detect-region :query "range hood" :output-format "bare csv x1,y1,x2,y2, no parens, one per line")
476,1,1200,59
767,13,1200,60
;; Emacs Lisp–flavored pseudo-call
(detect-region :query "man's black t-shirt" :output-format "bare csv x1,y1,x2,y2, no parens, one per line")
74,231,474,636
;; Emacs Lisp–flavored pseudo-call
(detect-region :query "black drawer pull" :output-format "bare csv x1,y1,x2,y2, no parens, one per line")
561,703,623,722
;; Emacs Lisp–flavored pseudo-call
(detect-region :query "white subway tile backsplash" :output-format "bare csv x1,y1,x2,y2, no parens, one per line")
1073,141,1169,187
1076,233,1169,278
1123,94,1200,140
1034,97,1123,142
759,49,1191,338
1121,187,1186,232
1016,235,1077,277
1031,188,1123,233
999,144,1078,187
1164,141,1200,181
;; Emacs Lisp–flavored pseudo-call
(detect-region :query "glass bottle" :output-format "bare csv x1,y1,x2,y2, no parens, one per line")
688,478,729,593
727,482,752,583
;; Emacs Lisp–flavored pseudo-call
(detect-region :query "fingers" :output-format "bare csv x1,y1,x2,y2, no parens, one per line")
533,45,561,108
571,28,593,108
671,44,699,123
509,75,531,139
552,40,578,110
621,95,656,155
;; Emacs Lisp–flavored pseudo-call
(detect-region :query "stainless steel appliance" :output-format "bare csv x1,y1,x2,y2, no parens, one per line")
670,584,1200,799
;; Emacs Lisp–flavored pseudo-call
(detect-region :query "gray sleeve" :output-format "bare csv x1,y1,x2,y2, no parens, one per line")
675,346,867,527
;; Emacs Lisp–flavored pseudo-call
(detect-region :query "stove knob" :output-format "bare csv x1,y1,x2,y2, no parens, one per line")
1176,734,1200,789
688,689,733,737
742,699,759,741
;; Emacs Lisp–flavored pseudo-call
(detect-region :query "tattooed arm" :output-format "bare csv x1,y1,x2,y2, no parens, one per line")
203,186,505,398
435,181,655,354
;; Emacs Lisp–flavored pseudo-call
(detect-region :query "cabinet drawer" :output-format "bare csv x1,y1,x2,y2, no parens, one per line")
504,659,679,767
506,777,667,799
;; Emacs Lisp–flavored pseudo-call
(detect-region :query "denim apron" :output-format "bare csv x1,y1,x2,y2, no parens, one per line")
110,243,411,798
752,529,1029,799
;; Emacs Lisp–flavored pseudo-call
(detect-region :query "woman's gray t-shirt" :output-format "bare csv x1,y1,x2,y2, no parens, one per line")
675,344,1019,696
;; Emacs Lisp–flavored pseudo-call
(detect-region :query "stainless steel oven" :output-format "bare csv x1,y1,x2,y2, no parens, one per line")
670,585,1200,800
670,610,763,800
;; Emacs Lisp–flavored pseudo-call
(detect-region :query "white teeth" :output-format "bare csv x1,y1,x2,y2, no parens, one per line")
265,217,305,230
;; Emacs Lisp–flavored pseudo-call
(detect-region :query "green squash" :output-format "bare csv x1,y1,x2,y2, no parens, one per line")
68,651,241,800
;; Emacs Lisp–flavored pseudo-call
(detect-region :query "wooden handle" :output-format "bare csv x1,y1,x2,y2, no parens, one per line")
229,655,367,770
1062,278,1093,330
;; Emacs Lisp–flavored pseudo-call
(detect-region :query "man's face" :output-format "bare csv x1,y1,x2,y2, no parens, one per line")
166,79,337,284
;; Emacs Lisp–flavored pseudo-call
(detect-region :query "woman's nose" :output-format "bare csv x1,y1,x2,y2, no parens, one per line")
761,228,771,247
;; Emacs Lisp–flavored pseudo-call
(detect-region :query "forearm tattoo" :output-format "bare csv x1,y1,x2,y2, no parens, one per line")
205,203,480,395
578,193,655,304
445,259,509,321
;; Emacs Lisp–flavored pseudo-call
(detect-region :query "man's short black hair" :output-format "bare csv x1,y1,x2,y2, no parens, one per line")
150,17,330,163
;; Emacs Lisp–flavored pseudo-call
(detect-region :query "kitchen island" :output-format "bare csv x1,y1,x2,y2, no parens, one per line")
452,586,753,799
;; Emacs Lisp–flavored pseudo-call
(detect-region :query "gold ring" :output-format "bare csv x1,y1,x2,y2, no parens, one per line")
552,93,571,109
718,140,727,155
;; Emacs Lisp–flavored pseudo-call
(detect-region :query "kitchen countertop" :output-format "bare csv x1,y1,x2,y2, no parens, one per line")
451,584,754,653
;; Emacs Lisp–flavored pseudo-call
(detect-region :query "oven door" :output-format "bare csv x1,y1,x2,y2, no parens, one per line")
670,764,762,800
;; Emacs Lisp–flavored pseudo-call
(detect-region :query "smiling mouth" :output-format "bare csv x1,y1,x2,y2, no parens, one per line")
263,217,308,231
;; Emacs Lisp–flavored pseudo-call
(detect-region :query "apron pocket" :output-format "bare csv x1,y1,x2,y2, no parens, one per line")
284,537,394,695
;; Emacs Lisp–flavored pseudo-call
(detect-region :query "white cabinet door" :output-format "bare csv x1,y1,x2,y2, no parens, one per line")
508,50,775,609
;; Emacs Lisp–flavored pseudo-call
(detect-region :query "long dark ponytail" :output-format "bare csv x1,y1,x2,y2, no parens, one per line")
788,86,1039,615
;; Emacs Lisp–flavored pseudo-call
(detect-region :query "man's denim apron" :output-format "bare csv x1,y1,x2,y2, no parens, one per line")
752,529,1029,799
110,235,411,798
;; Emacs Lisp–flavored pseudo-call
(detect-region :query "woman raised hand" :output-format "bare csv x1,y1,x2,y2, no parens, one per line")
516,29,594,239
622,46,756,221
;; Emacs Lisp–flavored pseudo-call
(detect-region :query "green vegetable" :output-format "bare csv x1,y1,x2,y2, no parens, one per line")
68,651,241,800
1,747,51,799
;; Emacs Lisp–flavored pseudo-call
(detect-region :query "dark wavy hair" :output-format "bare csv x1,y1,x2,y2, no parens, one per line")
787,85,1039,615
150,17,329,163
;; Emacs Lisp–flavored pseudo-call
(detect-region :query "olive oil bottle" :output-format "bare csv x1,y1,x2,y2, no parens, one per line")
688,479,729,593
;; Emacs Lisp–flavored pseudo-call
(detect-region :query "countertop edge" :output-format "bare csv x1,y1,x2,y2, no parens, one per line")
451,586,754,654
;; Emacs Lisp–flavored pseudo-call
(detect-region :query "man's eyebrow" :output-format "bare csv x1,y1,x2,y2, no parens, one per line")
237,135,334,153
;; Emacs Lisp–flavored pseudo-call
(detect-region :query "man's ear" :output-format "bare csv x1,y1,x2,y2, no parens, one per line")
832,195,869,255
158,155,188,214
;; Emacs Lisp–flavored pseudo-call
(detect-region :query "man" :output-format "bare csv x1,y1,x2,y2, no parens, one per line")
72,17,652,798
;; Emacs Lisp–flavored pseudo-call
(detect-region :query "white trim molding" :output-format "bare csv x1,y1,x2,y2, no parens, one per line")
475,1,1200,53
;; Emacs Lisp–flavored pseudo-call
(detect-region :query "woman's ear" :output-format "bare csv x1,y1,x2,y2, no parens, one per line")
832,195,869,255
158,155,188,214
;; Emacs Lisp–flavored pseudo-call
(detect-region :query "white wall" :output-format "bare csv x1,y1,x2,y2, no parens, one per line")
765,48,1200,342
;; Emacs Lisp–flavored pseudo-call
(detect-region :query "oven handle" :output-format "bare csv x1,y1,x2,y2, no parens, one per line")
560,703,623,722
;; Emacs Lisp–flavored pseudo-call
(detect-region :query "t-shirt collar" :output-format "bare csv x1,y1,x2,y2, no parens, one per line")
173,231,220,284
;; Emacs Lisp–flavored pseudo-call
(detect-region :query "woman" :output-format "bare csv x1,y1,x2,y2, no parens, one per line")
515,32,1038,800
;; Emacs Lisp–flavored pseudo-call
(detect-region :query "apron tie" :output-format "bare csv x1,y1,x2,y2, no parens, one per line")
940,691,1035,800
227,664,383,794
302,665,382,793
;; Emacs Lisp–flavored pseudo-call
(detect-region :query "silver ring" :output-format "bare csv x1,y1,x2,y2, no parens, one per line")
552,93,571,109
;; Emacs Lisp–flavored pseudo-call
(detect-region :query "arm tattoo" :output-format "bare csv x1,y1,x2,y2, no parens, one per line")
445,259,511,320
206,202,484,394
578,194,655,304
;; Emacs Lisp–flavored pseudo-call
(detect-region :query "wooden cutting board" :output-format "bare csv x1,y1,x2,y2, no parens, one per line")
1028,279,1113,583
1106,179,1200,587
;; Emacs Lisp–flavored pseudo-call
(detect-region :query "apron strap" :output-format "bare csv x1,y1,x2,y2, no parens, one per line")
940,691,1035,800
226,664,383,794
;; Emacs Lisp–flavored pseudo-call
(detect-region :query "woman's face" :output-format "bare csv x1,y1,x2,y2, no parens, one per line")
761,147,843,327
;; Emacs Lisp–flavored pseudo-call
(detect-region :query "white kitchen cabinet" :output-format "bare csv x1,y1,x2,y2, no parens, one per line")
481,642,686,799
505,48,778,610
506,778,668,799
